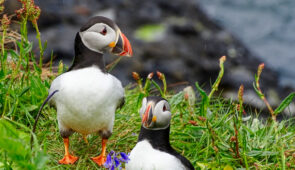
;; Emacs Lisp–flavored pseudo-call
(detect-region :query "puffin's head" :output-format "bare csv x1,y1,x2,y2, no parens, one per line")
139,96,172,129
79,16,133,57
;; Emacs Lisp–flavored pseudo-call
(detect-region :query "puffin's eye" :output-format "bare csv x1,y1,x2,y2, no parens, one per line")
100,27,107,35
163,105,167,112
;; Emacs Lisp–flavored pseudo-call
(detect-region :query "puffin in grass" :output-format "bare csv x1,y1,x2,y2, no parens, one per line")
32,16,132,166
126,97,194,170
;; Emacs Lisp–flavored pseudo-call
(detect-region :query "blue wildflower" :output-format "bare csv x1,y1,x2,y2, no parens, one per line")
109,150,115,156
114,157,121,167
103,150,130,170
104,153,113,168
119,152,130,163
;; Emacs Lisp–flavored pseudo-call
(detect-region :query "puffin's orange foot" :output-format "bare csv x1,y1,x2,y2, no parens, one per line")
58,154,79,164
91,155,106,166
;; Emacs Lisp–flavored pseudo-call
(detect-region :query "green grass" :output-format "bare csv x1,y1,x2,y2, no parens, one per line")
1,1,295,169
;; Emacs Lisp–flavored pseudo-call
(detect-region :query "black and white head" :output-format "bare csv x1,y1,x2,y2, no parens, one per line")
78,16,132,56
139,96,172,129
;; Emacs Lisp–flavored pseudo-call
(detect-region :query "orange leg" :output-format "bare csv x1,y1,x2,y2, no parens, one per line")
58,138,79,164
91,138,108,166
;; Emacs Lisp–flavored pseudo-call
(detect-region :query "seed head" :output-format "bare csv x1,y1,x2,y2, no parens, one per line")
238,84,244,102
1,14,10,30
230,136,236,142
197,116,206,122
188,120,197,126
15,0,41,23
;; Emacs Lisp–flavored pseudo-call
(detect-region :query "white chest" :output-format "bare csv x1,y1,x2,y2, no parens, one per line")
49,66,124,134
126,140,186,170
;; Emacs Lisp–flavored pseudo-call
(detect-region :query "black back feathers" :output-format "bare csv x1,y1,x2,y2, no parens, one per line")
138,126,195,170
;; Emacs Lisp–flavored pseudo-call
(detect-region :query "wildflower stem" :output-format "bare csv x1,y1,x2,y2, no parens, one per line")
233,122,241,160
208,56,226,99
281,146,286,170
255,63,276,122
156,71,167,98
1,14,10,70
32,21,44,70
132,72,143,92
1,29,6,73
106,56,123,72
163,74,167,97
1,28,5,56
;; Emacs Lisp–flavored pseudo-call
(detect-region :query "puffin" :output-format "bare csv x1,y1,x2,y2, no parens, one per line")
126,96,194,170
45,16,132,165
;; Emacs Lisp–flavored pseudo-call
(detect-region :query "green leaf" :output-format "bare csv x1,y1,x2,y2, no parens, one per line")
195,82,208,100
18,86,30,97
197,162,208,169
143,78,151,96
23,42,33,54
43,40,48,51
0,120,49,169
169,91,184,107
187,126,206,131
247,150,277,157
195,82,209,116
136,93,145,109
253,82,263,98
151,80,163,97
8,49,19,60
26,105,38,112
274,92,295,115
0,69,4,80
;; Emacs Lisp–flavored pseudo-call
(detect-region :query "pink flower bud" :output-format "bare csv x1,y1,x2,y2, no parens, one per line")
132,72,140,81
257,63,265,77
220,56,226,63
156,71,164,80
147,72,154,79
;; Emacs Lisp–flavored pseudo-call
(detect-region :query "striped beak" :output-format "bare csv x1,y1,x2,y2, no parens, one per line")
111,31,133,57
142,103,153,127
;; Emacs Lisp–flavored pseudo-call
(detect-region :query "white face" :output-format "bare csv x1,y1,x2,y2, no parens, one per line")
139,97,172,129
79,23,118,53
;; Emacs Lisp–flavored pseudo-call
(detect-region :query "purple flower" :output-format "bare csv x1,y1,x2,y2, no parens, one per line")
104,153,113,168
119,152,130,163
114,157,121,167
109,150,115,156
103,150,130,170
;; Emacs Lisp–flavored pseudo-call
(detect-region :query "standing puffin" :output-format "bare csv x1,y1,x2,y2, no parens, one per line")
47,16,132,165
126,97,194,170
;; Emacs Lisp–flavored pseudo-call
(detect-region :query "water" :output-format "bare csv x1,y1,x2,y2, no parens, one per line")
198,0,295,87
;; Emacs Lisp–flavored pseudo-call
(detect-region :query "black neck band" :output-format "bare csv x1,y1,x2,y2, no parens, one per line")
137,125,195,170
68,33,106,72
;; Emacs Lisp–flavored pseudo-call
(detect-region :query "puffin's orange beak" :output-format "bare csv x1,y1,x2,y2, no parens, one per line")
142,104,152,127
111,32,133,57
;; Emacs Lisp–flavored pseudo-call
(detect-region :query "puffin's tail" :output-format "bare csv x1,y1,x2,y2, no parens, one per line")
30,90,59,149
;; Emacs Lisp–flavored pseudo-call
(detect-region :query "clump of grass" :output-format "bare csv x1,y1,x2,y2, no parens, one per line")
0,0,50,169
1,1,295,169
